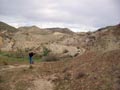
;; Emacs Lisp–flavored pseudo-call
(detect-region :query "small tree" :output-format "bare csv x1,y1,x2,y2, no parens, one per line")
42,47,51,56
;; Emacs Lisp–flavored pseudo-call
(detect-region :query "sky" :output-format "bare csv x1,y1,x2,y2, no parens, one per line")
0,0,120,32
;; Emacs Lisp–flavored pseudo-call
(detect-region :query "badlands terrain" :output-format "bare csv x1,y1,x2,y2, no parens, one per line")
0,21,120,90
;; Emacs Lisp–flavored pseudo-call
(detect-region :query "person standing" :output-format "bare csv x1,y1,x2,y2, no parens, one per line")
29,52,35,64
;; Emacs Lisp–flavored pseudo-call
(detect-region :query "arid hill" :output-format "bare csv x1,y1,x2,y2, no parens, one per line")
0,22,120,57
0,22,120,90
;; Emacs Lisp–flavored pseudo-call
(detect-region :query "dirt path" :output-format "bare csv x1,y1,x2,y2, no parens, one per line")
0,65,29,72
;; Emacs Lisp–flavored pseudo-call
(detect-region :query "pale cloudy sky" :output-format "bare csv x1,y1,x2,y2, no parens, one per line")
0,0,120,32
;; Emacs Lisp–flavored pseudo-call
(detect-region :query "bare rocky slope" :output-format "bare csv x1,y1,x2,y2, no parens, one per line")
85,25,120,52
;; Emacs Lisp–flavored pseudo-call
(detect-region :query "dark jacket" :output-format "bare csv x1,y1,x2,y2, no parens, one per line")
29,52,35,57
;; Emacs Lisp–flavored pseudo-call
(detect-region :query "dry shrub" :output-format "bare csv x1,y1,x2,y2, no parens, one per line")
29,65,33,69
0,75,2,82
42,54,59,62
63,49,69,53
0,75,4,83
2,61,8,65
64,72,71,80
73,71,86,79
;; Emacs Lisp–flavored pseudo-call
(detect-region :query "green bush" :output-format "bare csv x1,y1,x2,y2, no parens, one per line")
42,47,51,56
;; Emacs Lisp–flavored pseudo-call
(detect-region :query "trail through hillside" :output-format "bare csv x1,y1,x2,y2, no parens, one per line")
0,64,29,71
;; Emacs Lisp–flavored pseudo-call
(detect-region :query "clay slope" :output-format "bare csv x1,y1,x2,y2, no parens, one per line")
55,49,120,90
82,25,120,52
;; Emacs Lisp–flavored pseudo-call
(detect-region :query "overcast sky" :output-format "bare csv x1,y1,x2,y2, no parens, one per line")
0,0,120,32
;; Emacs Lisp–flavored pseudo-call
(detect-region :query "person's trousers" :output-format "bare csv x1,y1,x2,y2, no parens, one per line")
29,56,33,64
